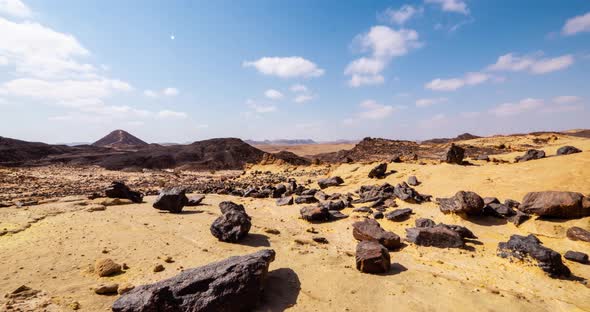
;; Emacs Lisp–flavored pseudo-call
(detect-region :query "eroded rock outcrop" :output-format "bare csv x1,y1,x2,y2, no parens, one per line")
112,249,276,312
518,191,590,219
497,234,570,277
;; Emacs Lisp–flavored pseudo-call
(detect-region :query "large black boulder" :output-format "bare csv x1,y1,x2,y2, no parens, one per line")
556,146,582,156
317,176,344,189
441,144,464,165
515,149,545,162
368,163,387,179
153,187,188,213
210,202,251,243
112,249,275,312
105,181,143,203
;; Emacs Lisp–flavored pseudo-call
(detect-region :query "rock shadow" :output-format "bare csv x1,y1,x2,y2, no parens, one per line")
238,233,271,247
379,263,408,276
258,268,301,311
466,215,507,226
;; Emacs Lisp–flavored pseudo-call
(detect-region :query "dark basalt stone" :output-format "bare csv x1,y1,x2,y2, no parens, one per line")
385,208,413,221
355,241,390,274
497,234,570,277
153,187,188,213
518,191,590,219
437,191,484,216
295,195,318,204
414,218,436,228
368,163,387,179
320,199,346,211
276,196,294,206
300,206,331,222
105,181,143,203
394,182,431,204
564,251,588,264
352,219,401,250
210,209,251,243
556,146,582,156
441,144,464,165
405,226,464,248
317,176,344,189
515,149,545,162
112,249,275,312
566,226,590,242
186,195,205,206
219,201,246,214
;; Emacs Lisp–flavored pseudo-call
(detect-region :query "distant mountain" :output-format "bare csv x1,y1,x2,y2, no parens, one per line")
245,139,317,145
92,130,148,148
421,133,481,144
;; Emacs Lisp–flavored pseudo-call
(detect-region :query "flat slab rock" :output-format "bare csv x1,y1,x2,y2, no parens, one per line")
112,249,276,312
317,176,344,189
497,234,570,277
518,191,590,219
352,219,401,250
405,218,476,248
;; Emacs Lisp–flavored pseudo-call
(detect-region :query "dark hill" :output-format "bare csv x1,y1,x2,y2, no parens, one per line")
0,136,73,164
92,130,148,148
421,133,481,144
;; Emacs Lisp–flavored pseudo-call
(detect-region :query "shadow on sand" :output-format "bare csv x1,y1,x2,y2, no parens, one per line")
238,233,271,247
259,268,301,311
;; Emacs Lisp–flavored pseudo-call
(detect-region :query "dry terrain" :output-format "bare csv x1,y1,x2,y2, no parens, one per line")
1,134,589,311
254,143,356,158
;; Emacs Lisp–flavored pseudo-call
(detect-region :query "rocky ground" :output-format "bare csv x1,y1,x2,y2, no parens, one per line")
1,133,589,311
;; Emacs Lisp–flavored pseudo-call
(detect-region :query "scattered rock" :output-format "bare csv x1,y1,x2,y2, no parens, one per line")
441,144,464,165
105,181,143,203
276,196,293,206
264,228,280,235
328,210,349,220
564,251,588,264
405,226,465,248
368,163,387,179
312,236,329,244
86,205,107,212
385,208,413,221
320,199,346,211
519,191,590,218
152,187,188,213
352,219,401,250
300,206,331,222
210,202,251,242
556,146,582,156
476,154,489,161
355,241,390,274
117,284,135,295
95,258,122,277
437,191,484,216
394,182,431,204
272,184,287,198
497,234,570,277
407,176,419,186
415,218,436,228
508,210,531,226
566,226,590,242
95,283,119,295
515,149,545,162
153,264,165,272
295,195,318,204
353,207,373,213
372,211,384,219
318,176,344,189
186,195,205,206
112,249,275,312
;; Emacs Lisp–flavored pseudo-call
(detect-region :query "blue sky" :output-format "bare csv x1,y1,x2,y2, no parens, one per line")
0,0,589,143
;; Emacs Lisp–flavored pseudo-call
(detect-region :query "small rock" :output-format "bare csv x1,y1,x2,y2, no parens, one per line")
352,219,401,250
295,195,318,204
276,196,294,206
415,218,436,228
372,211,384,219
317,176,344,189
566,226,590,242
497,234,570,277
95,283,119,295
519,191,590,219
355,241,390,274
385,208,413,221
105,181,143,203
153,264,165,272
300,206,330,222
564,251,588,264
437,191,484,216
515,149,545,162
186,195,205,206
353,207,373,213
210,203,251,242
368,163,387,179
152,187,188,213
264,228,280,235
556,146,582,156
407,176,419,186
117,283,135,295
312,236,329,244
95,258,122,277
441,144,464,165
405,226,464,248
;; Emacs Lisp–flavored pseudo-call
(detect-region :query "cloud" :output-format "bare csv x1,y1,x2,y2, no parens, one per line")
0,78,132,101
290,84,308,93
380,5,422,25
425,72,489,91
552,95,581,104
359,100,395,119
157,110,187,119
425,0,469,15
143,90,157,98
345,26,420,87
163,87,179,96
488,53,574,74
489,98,544,116
264,89,284,100
562,12,590,36
415,97,448,107
243,56,324,78
294,94,313,104
0,0,32,18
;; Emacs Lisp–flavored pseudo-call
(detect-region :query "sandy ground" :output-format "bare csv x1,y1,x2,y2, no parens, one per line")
254,143,356,157
1,136,590,311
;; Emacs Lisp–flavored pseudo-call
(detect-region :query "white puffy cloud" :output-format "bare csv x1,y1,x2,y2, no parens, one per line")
488,53,574,74
425,0,469,15
415,97,448,107
380,5,421,25
489,98,544,116
359,100,394,119
425,72,488,91
163,87,179,96
290,84,308,93
157,110,187,119
143,87,179,97
294,94,313,104
0,0,32,18
264,89,284,100
0,78,132,101
243,56,324,78
143,90,157,98
562,12,590,36
345,26,420,87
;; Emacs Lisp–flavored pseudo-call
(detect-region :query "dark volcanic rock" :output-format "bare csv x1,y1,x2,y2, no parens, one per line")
407,176,419,186
112,249,275,312
317,176,344,189
519,191,590,219
385,208,413,221
437,191,484,216
372,211,384,219
556,146,582,156
368,163,387,179
564,251,588,264
320,199,346,211
483,202,516,218
405,226,464,248
497,234,570,277
276,196,294,206
272,184,287,198
415,218,436,228
566,226,590,242
508,210,531,226
93,129,148,148
515,149,545,162
210,206,251,243
353,207,373,213
441,144,465,165
394,182,431,204
355,241,391,274
352,219,401,250
186,195,205,206
219,201,246,214
105,181,143,203
328,210,348,220
295,195,318,204
153,187,188,213
300,206,330,222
